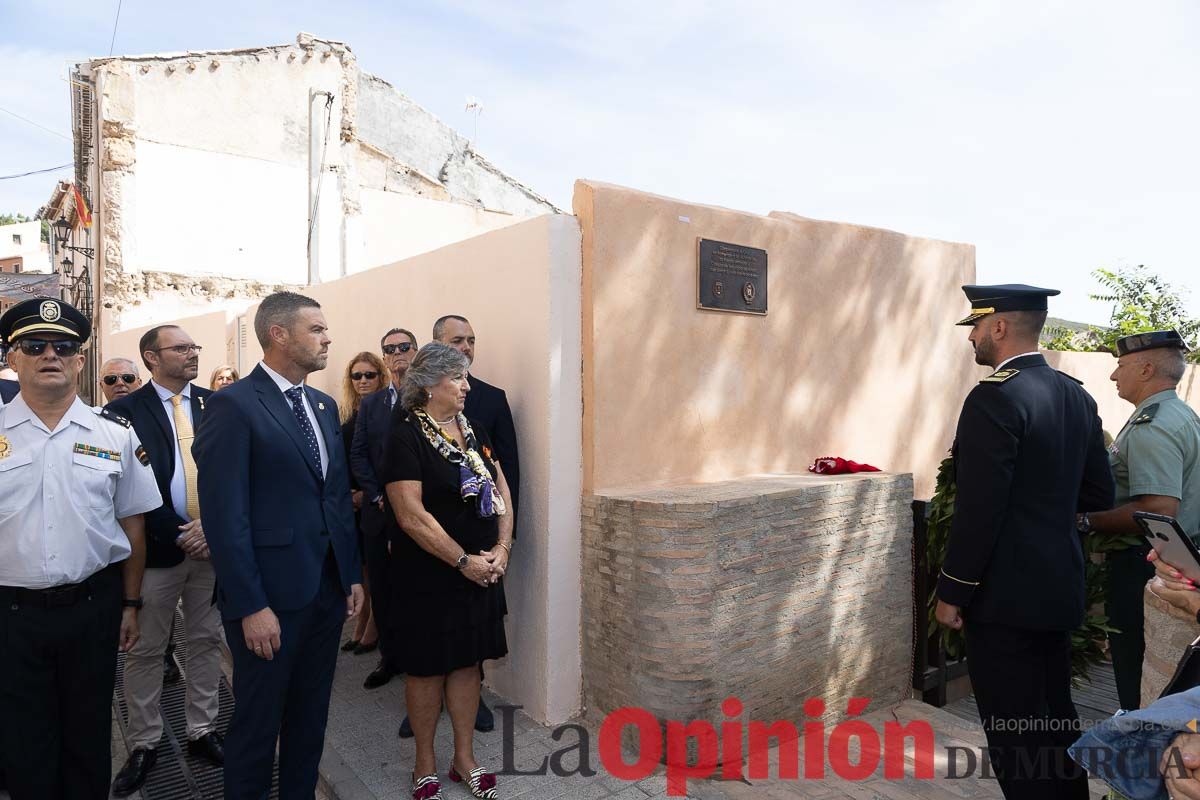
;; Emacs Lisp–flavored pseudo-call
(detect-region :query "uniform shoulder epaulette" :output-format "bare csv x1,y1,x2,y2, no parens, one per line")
1131,403,1160,425
981,368,1020,384
95,407,132,428
1056,370,1083,384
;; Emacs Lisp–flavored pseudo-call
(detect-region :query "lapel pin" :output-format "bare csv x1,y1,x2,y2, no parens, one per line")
318,402,325,410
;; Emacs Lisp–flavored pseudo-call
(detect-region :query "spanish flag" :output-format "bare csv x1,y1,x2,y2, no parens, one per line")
72,184,92,228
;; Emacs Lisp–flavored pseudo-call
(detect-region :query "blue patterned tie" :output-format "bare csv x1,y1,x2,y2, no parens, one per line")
284,386,323,478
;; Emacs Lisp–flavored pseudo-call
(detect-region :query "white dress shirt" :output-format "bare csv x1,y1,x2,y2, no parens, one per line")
0,395,162,588
150,379,194,522
996,351,1041,371
258,362,329,477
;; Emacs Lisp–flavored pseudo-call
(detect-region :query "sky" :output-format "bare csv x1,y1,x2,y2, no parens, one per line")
1,0,1198,325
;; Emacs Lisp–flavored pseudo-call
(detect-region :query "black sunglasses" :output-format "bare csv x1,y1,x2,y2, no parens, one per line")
351,370,379,381
381,342,414,355
103,374,138,386
17,339,82,357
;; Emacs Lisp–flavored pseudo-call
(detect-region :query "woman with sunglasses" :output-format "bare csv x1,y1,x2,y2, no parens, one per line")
99,357,144,403
340,352,390,655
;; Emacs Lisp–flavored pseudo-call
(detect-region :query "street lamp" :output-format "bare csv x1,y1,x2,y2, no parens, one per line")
52,216,72,248
52,215,94,259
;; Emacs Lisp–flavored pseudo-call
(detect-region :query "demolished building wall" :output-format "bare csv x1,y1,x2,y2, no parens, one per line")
79,33,559,332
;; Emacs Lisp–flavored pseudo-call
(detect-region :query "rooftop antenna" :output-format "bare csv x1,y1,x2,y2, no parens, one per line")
464,96,483,147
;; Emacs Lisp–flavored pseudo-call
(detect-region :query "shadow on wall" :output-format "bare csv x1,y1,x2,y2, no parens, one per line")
577,181,981,500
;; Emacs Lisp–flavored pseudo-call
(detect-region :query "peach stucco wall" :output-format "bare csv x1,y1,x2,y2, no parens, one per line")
105,309,234,393
1045,350,1200,437
575,180,979,499
102,216,585,724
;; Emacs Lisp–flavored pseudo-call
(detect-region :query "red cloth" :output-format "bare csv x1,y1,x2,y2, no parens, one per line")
808,456,881,474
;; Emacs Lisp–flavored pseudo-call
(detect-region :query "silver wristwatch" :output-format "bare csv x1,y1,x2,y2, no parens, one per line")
455,552,469,570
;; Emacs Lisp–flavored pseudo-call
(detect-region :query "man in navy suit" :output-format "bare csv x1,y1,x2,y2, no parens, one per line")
0,376,17,404
349,327,416,691
107,324,225,797
194,292,363,800
432,314,520,734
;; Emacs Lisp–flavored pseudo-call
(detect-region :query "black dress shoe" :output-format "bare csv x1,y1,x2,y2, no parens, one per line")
475,699,495,733
112,748,157,797
187,731,225,766
341,638,360,652
163,652,182,684
353,640,378,655
363,660,393,689
398,715,413,739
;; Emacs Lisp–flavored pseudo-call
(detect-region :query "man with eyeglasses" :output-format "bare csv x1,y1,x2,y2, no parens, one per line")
350,327,417,692
99,358,144,403
0,297,161,800
106,325,226,797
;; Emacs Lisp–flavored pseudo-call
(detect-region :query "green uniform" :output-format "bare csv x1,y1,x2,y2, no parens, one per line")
1106,389,1200,709
1110,389,1200,539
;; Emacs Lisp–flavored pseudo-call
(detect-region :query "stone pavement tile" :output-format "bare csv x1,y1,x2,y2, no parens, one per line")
320,625,1105,800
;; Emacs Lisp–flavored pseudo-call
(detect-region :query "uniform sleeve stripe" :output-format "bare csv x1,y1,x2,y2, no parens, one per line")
940,568,980,586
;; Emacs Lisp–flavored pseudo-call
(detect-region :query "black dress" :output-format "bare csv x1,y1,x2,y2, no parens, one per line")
341,412,365,561
381,411,508,677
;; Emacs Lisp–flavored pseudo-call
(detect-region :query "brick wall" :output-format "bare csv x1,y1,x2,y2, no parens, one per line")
581,472,914,730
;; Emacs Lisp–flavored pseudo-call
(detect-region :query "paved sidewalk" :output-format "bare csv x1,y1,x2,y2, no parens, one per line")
323,623,690,800
321,623,1112,800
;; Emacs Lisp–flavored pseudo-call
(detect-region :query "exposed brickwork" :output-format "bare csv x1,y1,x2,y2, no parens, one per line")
581,473,914,732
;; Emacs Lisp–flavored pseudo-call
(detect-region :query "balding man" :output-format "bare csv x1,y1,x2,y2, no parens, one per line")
1076,329,1200,710
100,357,143,403
102,356,180,687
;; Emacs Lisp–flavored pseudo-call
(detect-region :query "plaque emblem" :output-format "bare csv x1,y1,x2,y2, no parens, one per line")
697,238,767,315
40,300,61,322
0,435,10,460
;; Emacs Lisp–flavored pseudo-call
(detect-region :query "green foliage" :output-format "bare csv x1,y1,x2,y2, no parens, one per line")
1091,265,1200,363
926,453,1139,686
1042,324,1087,352
925,456,963,660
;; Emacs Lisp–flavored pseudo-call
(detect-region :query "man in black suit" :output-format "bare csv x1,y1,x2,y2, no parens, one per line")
433,315,520,535
432,314,519,734
107,325,225,796
350,326,416,691
935,284,1115,800
194,291,362,800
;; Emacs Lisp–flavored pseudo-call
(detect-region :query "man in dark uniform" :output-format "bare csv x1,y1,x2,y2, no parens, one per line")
0,297,161,800
935,284,1115,800
1080,329,1200,709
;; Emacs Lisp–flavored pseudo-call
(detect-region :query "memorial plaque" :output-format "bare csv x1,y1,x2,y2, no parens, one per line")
697,238,767,315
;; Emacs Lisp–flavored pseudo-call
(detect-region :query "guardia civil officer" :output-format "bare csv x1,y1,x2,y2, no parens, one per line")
934,284,1115,800
0,297,162,800
1078,329,1200,709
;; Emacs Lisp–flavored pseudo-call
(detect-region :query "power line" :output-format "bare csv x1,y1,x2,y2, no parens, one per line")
0,163,73,181
108,0,123,56
0,105,71,141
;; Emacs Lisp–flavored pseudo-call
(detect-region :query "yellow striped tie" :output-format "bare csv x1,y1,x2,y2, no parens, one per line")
170,394,202,520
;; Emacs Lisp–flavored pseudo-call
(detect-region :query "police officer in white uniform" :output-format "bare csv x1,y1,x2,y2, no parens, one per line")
0,297,162,800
